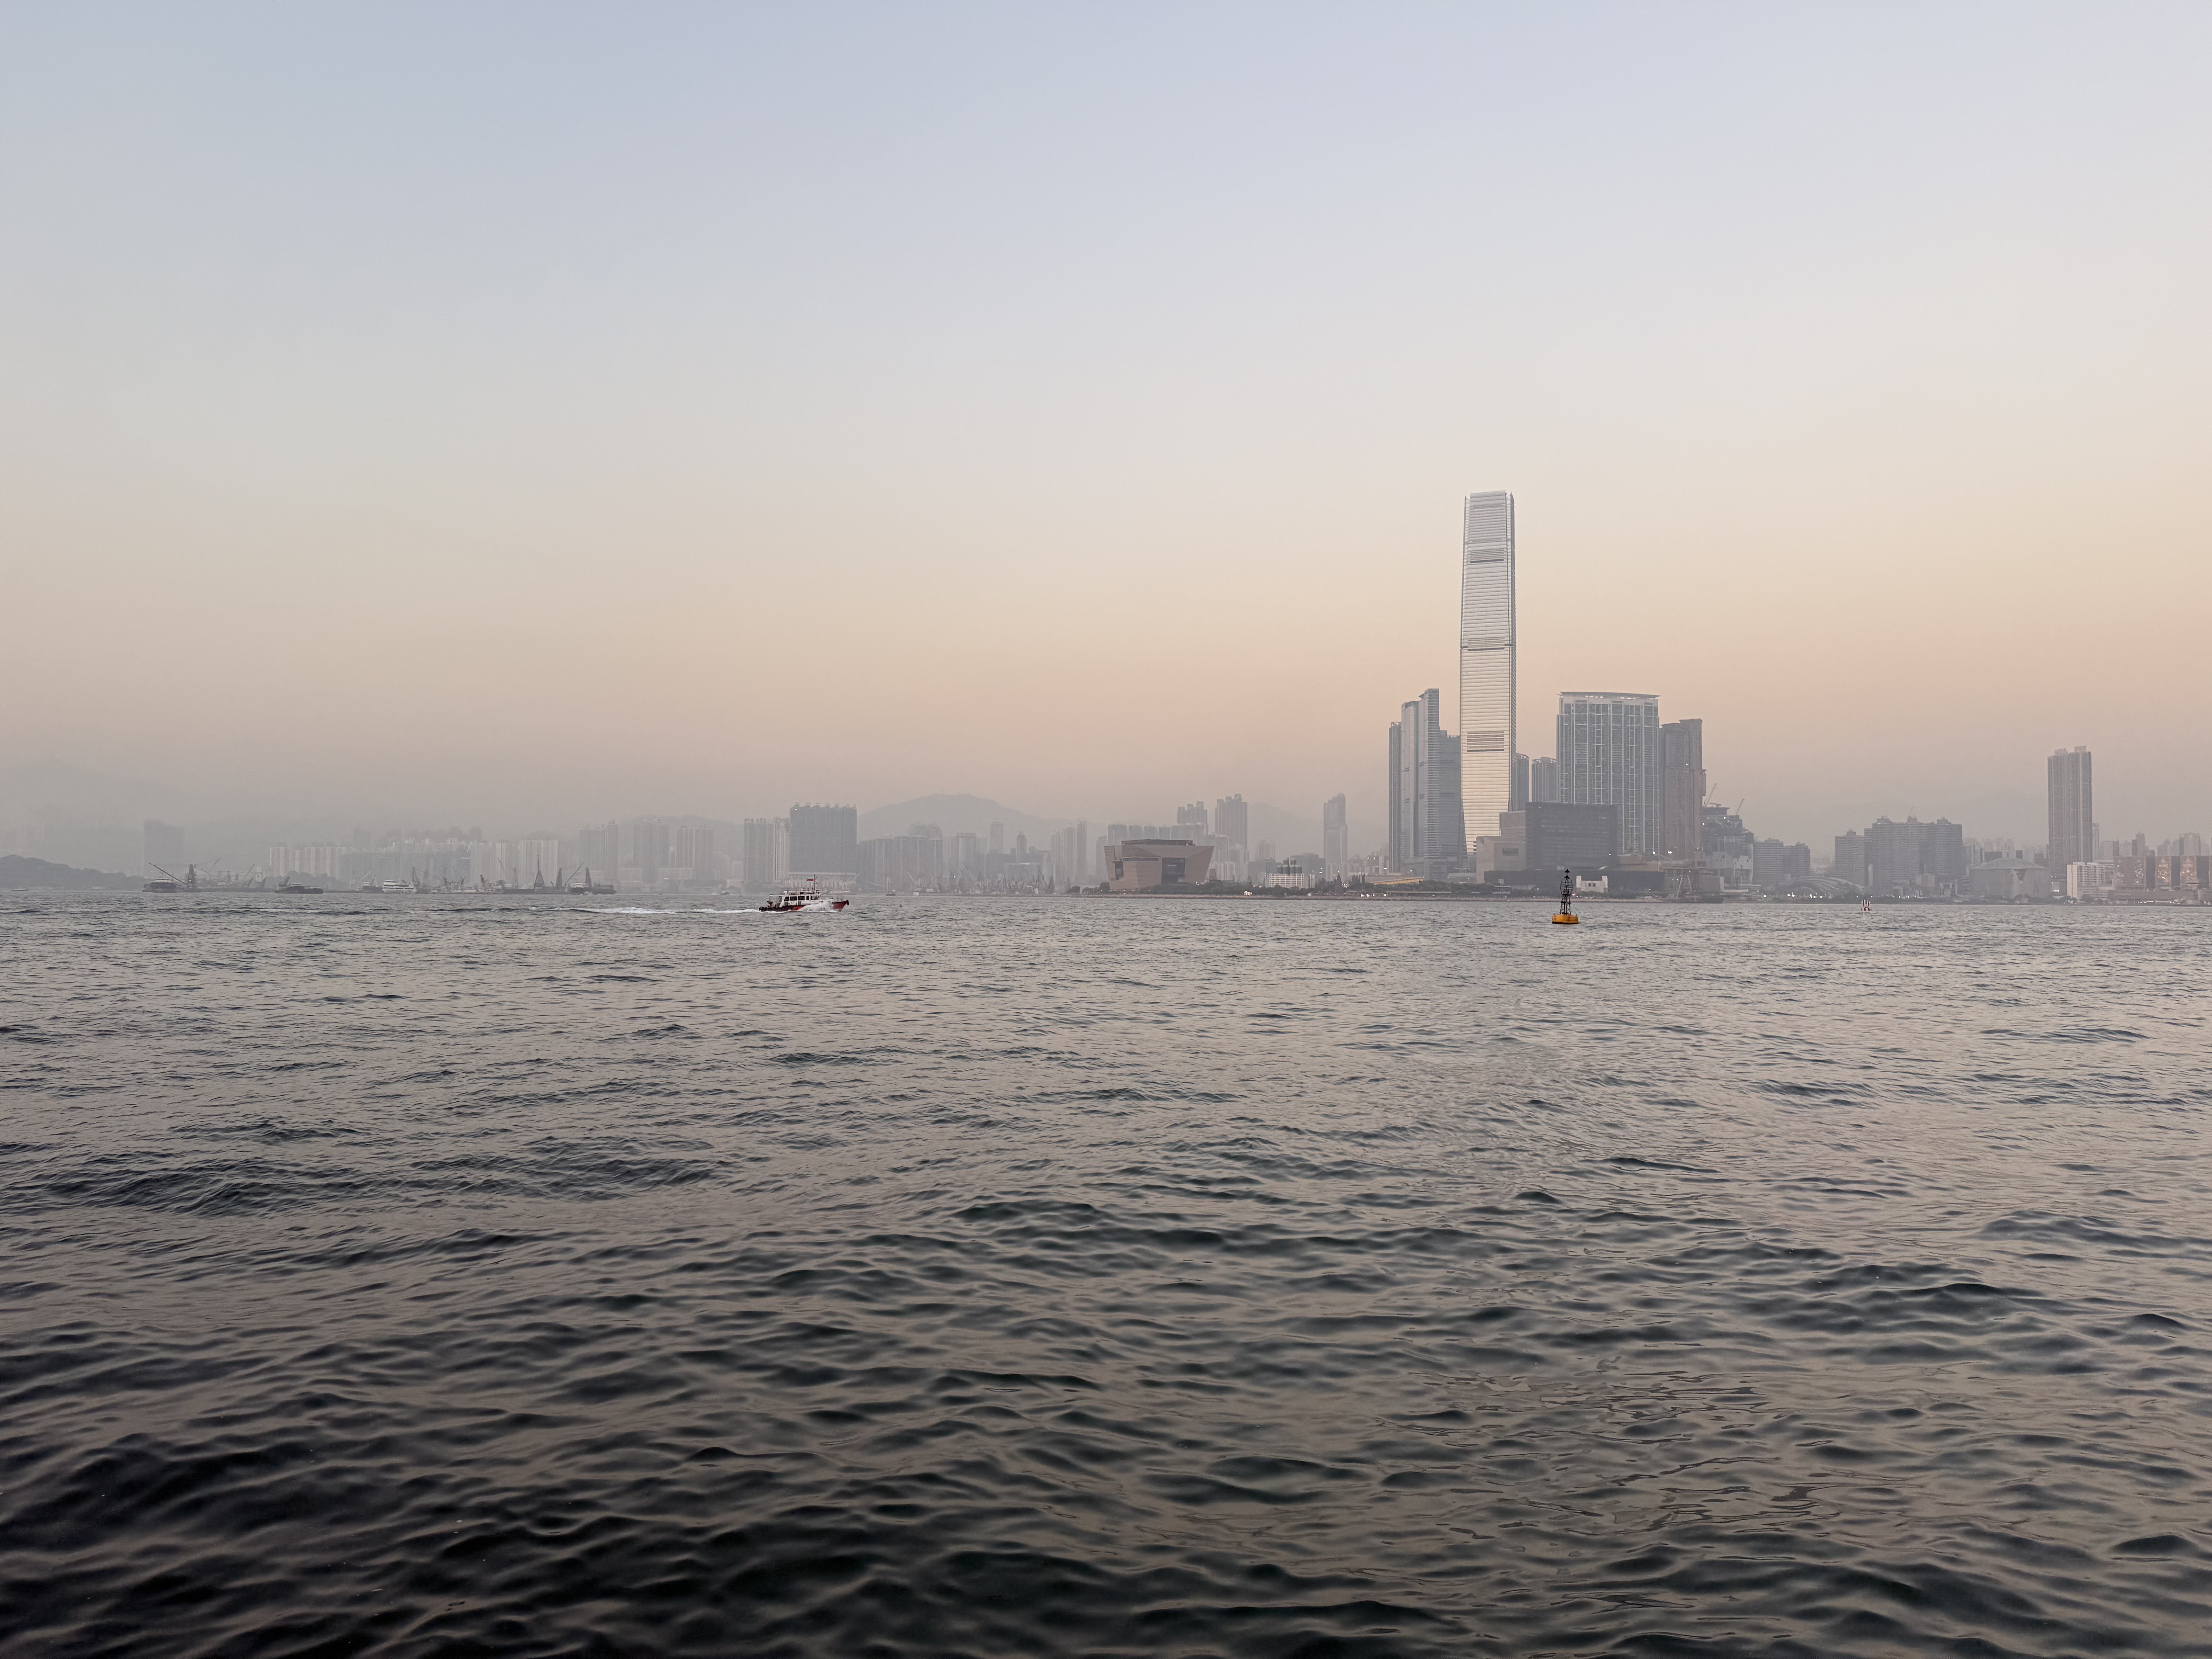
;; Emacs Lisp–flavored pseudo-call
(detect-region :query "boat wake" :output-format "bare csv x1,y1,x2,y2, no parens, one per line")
587,905,834,916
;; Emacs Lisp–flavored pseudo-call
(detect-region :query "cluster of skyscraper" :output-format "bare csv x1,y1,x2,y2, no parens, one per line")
578,807,1084,895
1386,491,1724,890
2020,747,2210,903
508,739,2191,902
1374,493,2200,903
263,830,562,889
193,524,2191,907
1092,794,1333,892
577,819,721,890
1810,747,2201,902
273,793,1353,899
1380,490,2184,904
720,793,1350,896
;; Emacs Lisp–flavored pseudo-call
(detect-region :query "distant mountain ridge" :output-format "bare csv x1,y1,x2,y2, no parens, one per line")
0,855,138,890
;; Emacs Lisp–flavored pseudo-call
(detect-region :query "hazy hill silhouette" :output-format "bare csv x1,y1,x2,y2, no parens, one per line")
0,855,137,890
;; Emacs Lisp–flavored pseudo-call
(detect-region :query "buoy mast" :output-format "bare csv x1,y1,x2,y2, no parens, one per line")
1552,867,1580,925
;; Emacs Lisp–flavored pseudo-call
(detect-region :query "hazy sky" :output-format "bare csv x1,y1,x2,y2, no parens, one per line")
4,3,2207,846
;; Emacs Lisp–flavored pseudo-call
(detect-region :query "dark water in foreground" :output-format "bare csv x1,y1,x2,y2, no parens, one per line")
3,894,2210,1657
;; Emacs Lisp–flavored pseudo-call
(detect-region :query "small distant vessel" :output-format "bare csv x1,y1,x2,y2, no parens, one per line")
276,882,324,894
759,878,849,914
1860,898,1872,912
1552,867,1580,926
567,866,618,895
143,863,196,893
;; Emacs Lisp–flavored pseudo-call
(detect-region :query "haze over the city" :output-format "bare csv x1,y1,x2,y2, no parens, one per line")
4,3,2207,849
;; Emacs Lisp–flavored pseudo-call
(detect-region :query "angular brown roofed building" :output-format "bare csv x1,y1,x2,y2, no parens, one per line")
1102,839,1214,893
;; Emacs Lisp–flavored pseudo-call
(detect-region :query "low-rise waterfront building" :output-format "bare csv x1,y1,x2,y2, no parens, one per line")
1103,838,1214,893
1703,804,1756,891
2108,853,2212,900
1970,857,2054,900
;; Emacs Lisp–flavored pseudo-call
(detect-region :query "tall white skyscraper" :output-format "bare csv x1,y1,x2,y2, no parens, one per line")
1458,491,1516,853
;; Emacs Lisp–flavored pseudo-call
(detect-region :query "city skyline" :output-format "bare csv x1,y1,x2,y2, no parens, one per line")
19,738,2206,900
126,769,2205,901
3,10,2206,848
7,728,2200,885
4,457,2155,876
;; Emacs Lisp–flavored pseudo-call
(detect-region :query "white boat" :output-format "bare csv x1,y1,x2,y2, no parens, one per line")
759,878,849,914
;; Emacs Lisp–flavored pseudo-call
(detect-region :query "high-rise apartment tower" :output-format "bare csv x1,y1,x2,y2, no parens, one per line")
789,804,860,875
1458,491,1516,853
1557,693,1662,859
2048,747,2094,871
1322,794,1348,878
1659,719,1706,860
740,818,788,891
1214,795,1249,855
1391,688,1465,877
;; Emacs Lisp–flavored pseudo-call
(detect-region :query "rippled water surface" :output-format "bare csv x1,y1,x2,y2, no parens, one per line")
4,893,2210,1657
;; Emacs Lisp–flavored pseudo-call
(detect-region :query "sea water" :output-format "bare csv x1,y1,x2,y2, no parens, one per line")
3,894,2208,1655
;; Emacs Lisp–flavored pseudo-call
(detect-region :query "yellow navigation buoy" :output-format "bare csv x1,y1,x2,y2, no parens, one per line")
1552,866,1580,925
